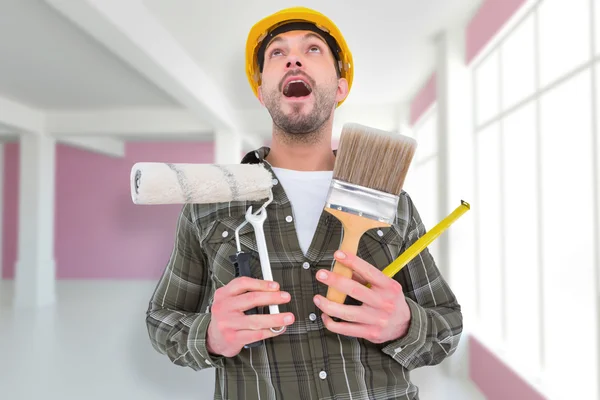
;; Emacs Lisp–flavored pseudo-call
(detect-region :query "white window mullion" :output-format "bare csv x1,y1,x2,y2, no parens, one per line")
533,4,546,380
589,0,600,398
475,122,503,347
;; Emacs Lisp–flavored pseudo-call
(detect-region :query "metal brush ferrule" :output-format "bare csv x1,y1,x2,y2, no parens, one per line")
325,179,399,224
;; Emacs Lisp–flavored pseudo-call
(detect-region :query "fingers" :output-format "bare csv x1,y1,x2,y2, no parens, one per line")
352,271,368,285
313,295,385,324
320,314,375,340
235,290,291,312
216,276,280,299
236,326,287,345
315,268,385,308
332,251,393,289
228,312,295,331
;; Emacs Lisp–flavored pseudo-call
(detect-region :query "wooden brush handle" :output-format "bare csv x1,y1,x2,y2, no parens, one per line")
325,208,389,304
327,233,361,304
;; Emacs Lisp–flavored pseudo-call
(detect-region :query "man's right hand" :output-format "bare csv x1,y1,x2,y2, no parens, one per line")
206,277,294,357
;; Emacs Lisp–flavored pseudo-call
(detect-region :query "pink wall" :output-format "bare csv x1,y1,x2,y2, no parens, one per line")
409,73,437,125
466,0,528,63
469,337,546,399
2,141,215,280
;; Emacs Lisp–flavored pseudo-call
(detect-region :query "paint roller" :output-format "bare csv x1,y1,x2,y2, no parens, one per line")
130,162,274,205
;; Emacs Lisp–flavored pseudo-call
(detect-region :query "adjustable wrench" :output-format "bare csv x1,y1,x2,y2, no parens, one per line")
244,206,284,333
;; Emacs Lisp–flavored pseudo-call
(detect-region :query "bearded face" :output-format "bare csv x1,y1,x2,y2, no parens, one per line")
258,30,347,139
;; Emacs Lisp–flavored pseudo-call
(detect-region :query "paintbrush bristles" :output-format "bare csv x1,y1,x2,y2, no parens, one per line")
333,123,417,195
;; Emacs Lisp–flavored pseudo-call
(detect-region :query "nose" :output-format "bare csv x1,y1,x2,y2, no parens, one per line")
286,60,302,68
285,53,303,69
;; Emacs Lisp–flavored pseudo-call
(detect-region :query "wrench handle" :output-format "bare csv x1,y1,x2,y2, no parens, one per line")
252,224,280,316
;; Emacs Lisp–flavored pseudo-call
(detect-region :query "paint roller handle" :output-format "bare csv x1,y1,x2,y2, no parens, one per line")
230,252,263,347
231,252,263,348
232,252,261,316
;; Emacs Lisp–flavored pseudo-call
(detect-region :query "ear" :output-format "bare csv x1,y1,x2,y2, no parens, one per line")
257,85,265,106
336,77,349,103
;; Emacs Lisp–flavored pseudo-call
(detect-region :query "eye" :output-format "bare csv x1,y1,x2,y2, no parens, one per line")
269,48,284,57
308,45,321,53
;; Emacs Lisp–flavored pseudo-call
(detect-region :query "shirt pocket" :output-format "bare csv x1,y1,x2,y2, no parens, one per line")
202,217,262,289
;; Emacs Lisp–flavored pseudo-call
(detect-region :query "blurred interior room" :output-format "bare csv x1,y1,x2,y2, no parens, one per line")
0,0,598,399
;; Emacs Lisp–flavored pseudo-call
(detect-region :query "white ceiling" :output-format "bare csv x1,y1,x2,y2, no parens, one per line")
0,0,483,143
143,0,483,109
0,0,177,110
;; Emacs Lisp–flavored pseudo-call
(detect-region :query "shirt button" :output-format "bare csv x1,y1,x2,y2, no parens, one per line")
205,359,211,365
377,229,384,237
286,215,293,222
319,370,327,380
222,231,229,238
302,262,310,269
272,178,279,185
309,313,317,321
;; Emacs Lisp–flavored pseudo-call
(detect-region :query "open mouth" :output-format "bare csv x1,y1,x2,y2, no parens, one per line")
283,79,312,98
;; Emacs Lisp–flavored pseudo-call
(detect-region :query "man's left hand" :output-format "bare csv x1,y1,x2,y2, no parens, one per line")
313,250,411,344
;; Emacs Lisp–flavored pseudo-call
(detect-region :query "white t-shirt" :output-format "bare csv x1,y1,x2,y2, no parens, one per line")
271,167,333,255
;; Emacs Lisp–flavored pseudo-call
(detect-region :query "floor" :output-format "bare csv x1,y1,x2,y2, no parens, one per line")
0,280,485,400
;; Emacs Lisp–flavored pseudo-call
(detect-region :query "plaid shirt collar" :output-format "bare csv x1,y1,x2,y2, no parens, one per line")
239,146,338,207
240,146,338,164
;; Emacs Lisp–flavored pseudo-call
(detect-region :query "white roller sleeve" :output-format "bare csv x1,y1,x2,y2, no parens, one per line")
130,162,273,204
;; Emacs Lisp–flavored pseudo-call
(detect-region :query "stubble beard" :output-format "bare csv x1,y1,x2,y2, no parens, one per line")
263,78,337,145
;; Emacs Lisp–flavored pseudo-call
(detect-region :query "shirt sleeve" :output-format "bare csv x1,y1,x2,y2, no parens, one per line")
380,194,464,370
145,203,224,370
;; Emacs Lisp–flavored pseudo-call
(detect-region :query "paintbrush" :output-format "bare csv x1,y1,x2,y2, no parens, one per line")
324,123,417,304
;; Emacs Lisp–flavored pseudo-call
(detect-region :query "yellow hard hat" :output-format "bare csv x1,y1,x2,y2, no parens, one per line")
245,7,353,107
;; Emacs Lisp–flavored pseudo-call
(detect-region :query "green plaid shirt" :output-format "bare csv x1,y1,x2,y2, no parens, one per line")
146,147,463,400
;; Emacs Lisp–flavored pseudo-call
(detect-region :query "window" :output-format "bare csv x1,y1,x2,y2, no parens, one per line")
500,102,541,378
537,0,590,87
471,1,599,398
501,13,535,111
538,69,596,400
474,122,503,346
474,50,500,127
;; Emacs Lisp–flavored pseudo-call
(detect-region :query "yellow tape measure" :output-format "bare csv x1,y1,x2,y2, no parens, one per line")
368,200,471,286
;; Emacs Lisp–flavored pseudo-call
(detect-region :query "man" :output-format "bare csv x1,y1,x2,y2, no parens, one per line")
146,7,462,400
